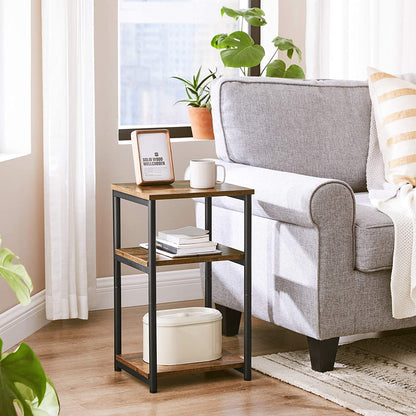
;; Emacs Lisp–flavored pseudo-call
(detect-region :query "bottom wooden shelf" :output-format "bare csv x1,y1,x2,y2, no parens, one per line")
116,350,244,379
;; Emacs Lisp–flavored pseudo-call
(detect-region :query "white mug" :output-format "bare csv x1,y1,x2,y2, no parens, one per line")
190,159,226,189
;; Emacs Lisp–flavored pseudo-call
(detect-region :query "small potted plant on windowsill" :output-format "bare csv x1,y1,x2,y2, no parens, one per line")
173,67,216,140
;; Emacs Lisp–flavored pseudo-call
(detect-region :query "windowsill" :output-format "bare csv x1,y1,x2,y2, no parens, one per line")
118,138,215,145
0,152,30,163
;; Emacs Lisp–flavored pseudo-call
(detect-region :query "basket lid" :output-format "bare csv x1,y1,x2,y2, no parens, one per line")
142,307,222,327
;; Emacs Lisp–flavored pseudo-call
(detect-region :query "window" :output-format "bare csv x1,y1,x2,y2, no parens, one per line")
0,0,31,160
118,0,277,139
118,0,247,139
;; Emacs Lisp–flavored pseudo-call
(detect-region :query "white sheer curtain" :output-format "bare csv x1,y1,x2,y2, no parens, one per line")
42,0,96,320
306,0,416,79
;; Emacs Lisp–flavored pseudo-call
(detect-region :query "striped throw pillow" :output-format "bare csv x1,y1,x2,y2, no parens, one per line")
368,67,416,185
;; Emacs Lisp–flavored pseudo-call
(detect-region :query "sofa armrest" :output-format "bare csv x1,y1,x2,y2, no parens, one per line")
191,161,356,228
193,161,357,338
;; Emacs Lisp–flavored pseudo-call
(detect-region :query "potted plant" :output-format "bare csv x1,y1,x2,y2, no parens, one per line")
173,67,216,140
212,6,305,79
0,237,60,416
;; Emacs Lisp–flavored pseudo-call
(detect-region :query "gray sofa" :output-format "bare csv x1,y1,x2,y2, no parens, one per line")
195,76,416,372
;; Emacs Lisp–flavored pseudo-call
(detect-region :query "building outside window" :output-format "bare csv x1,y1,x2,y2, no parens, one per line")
118,0,277,134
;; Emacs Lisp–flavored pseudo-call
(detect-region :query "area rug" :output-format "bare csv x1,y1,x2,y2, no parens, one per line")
252,333,416,416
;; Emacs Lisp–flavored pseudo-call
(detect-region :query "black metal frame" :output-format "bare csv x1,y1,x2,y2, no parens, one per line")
112,190,252,393
248,0,261,77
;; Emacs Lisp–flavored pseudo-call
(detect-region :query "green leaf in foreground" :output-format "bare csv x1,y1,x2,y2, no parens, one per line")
0,237,33,305
15,378,60,416
219,31,265,68
0,341,59,416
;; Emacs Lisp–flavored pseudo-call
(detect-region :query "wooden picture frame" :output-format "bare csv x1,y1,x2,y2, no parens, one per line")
131,129,175,185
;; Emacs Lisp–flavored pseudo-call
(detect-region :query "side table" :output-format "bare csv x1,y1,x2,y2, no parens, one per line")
111,180,254,393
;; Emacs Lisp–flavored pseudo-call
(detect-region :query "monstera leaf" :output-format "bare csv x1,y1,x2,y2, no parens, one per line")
0,239,59,415
214,31,265,68
0,237,32,305
221,7,267,26
0,340,59,416
211,33,228,49
272,36,302,61
266,59,305,79
212,5,305,78
14,379,60,416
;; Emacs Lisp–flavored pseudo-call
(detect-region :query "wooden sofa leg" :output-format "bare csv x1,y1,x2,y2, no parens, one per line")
307,336,339,372
215,304,241,336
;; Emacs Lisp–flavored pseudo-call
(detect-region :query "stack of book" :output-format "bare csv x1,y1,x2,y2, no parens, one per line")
143,226,221,258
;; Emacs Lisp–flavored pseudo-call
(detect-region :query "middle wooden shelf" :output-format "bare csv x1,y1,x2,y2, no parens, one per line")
115,244,244,267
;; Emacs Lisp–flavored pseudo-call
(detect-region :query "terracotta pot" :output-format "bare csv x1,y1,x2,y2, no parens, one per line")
188,107,215,140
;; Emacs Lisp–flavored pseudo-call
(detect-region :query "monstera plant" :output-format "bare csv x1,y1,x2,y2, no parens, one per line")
212,6,305,79
0,237,60,416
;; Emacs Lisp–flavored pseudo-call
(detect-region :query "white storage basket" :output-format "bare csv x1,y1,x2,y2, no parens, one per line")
143,307,222,365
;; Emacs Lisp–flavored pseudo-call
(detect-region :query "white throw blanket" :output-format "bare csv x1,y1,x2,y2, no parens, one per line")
367,110,416,319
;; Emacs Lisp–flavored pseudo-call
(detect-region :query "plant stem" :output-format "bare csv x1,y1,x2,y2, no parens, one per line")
260,48,279,76
240,67,246,76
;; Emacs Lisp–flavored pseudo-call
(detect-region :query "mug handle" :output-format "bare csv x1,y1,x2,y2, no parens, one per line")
216,164,226,184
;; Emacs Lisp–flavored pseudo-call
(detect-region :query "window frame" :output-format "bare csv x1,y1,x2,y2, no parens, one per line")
118,0,261,141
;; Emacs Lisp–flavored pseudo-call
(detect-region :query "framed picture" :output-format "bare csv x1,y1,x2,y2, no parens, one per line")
131,129,175,185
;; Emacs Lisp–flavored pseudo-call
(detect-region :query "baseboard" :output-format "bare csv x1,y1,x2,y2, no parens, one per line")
0,268,203,351
0,290,48,352
93,268,203,310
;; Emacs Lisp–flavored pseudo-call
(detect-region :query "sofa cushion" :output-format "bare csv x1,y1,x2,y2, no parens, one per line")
368,68,416,185
355,193,393,272
211,77,371,192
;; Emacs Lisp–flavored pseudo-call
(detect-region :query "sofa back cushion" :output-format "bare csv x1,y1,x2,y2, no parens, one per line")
211,77,371,192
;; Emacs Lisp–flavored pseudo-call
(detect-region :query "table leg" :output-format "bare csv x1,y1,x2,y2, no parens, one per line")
205,197,212,308
244,194,252,381
113,192,121,371
148,200,157,393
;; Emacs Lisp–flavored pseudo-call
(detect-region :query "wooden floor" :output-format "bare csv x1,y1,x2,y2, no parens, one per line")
19,300,355,416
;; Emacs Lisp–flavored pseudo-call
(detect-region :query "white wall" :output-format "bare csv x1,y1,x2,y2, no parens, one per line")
279,0,307,73
0,0,43,314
